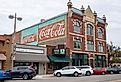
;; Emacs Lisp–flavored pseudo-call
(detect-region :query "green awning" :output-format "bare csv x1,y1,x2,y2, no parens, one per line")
48,55,71,62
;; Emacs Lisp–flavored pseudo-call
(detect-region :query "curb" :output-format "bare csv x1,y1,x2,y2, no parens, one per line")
33,74,53,79
109,80,121,82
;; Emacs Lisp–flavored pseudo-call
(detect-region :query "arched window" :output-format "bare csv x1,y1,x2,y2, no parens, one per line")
98,28,103,38
87,24,93,35
73,20,81,33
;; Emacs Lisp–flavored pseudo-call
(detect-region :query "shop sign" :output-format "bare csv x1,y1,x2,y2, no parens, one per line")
54,49,59,54
22,34,37,44
60,49,65,54
54,49,65,55
15,47,44,54
38,20,65,41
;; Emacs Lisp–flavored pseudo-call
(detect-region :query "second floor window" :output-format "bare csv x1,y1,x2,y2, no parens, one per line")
73,20,81,33
98,28,103,38
87,24,93,35
98,42,103,52
73,38,81,49
87,41,94,51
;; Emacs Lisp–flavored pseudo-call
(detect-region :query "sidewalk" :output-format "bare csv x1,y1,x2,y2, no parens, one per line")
33,74,53,79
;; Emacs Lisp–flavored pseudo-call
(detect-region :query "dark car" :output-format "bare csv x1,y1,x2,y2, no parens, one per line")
9,66,36,80
93,67,107,75
106,67,121,74
0,69,11,80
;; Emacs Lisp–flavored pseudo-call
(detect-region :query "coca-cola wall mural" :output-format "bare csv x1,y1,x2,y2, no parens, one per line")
21,25,39,45
38,14,66,45
21,13,66,45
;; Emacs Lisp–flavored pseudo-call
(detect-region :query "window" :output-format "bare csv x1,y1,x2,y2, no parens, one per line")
98,28,103,38
62,67,68,70
95,55,106,67
87,41,94,51
87,24,93,35
72,54,88,66
68,66,75,69
73,38,81,49
98,42,103,52
73,20,81,33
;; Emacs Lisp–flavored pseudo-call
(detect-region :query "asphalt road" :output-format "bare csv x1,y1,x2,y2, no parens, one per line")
4,74,121,82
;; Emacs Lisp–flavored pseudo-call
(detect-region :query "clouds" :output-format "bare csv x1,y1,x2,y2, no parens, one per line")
0,0,121,46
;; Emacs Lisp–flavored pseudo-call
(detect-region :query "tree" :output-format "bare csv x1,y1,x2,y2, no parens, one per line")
107,41,121,65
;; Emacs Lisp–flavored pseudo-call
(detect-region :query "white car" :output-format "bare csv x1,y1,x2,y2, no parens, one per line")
76,65,93,76
53,66,82,77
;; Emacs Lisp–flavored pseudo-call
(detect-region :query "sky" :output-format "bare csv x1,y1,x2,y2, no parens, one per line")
0,0,121,47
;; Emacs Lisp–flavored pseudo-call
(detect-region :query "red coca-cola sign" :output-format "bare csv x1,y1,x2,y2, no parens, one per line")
22,34,37,44
38,20,65,42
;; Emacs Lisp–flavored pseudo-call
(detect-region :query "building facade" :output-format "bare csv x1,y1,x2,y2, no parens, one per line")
13,44,49,74
20,1,107,67
0,35,12,70
8,1,108,73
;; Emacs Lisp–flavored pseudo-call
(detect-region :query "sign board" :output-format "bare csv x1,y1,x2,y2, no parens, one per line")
22,34,37,44
38,20,65,42
54,49,65,55
21,25,38,45
15,48,44,54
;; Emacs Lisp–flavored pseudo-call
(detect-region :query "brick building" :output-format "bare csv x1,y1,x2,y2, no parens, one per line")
7,1,108,73
0,35,12,70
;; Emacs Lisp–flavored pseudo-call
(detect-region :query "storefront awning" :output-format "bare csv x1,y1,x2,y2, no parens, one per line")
0,54,6,60
48,55,71,62
14,52,49,62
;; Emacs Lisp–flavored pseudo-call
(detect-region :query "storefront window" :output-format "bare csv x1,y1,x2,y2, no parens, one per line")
95,55,106,67
72,54,88,66
14,62,31,66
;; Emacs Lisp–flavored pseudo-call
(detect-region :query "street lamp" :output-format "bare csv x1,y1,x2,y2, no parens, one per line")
8,13,22,68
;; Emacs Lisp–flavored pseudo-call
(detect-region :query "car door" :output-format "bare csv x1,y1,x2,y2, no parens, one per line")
61,67,69,75
80,67,87,75
17,67,27,77
11,67,20,78
68,66,75,74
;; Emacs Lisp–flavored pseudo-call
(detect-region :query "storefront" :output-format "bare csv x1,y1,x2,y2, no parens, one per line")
48,55,71,68
72,53,88,66
47,48,71,73
95,55,106,67
13,44,49,74
0,54,6,69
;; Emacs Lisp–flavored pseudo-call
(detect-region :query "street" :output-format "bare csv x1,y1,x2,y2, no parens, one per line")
4,74,121,82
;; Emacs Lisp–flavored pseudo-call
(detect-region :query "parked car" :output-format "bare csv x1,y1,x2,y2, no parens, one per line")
8,66,36,80
53,66,82,77
93,67,107,75
76,65,93,76
0,69,11,80
106,67,121,74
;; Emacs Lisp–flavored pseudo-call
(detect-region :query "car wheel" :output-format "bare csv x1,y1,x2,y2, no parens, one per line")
28,76,33,80
73,72,79,77
102,72,105,75
119,71,121,74
86,71,91,76
110,71,113,74
56,72,61,77
23,74,29,80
